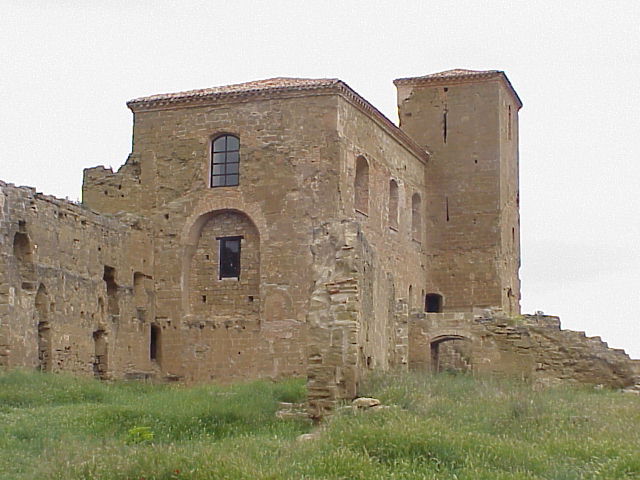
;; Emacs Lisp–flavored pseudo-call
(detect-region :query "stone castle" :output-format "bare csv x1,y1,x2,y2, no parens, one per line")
1,69,637,415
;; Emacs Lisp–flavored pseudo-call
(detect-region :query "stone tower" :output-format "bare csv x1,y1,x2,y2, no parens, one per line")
394,69,521,314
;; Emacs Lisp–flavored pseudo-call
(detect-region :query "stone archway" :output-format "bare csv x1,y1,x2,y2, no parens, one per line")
182,209,260,318
430,335,472,373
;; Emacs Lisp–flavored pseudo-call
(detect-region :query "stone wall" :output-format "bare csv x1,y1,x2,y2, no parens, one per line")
395,72,521,314
0,180,155,378
409,311,638,388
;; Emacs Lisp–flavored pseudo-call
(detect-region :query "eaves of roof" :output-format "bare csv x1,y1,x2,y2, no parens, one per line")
127,78,430,163
394,69,523,109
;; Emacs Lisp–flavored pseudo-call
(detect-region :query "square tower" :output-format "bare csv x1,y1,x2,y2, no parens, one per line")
395,69,521,314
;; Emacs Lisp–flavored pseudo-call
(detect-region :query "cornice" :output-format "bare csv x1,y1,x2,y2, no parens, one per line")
394,70,523,109
127,80,430,164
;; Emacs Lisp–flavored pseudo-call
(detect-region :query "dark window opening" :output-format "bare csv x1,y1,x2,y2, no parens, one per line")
425,293,443,313
103,266,119,315
443,109,448,143
217,236,242,279
211,134,240,187
93,330,108,380
150,324,161,361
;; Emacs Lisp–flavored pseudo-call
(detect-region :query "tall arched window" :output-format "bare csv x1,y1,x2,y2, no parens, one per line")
354,156,369,214
211,134,240,187
411,193,422,241
388,179,399,229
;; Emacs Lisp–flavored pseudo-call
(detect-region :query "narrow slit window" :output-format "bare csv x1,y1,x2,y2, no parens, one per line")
211,135,240,187
218,236,242,279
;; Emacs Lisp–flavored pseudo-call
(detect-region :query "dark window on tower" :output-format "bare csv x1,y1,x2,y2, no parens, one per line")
211,135,240,187
425,293,443,313
150,324,161,362
217,236,242,279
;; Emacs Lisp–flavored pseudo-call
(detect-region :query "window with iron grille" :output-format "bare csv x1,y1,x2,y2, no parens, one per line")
211,135,240,187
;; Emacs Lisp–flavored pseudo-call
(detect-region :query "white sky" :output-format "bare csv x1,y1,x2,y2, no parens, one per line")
1,1,639,357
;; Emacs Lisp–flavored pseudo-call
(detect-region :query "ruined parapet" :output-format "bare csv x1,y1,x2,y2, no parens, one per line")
306,220,373,418
82,153,146,215
408,309,638,388
0,180,154,377
518,314,638,388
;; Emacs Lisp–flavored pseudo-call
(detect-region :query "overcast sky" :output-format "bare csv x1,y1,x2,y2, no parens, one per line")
1,1,638,357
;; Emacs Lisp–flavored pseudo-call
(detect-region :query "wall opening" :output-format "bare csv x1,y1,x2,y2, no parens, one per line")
103,266,119,316
150,324,161,363
411,193,422,241
354,156,369,214
92,330,108,380
425,293,443,313
388,179,399,229
35,284,51,372
186,210,260,317
430,336,471,374
445,196,450,222
13,231,36,289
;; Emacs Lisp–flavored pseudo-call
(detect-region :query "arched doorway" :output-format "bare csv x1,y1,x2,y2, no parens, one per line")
430,335,471,373
35,284,51,372
92,330,108,380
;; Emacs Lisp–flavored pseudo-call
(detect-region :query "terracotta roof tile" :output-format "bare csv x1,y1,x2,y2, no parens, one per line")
127,77,340,105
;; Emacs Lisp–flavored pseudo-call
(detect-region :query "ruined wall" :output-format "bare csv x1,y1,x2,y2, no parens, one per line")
335,96,427,374
395,73,521,314
0,180,154,379
409,312,638,388
306,220,375,418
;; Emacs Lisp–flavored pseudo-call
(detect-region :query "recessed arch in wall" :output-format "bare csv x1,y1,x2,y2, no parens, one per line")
182,209,260,317
411,193,422,242
354,156,369,215
388,179,399,229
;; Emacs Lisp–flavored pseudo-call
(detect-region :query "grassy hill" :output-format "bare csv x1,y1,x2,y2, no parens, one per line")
0,370,638,479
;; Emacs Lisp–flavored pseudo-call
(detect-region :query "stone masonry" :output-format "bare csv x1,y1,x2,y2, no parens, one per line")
1,70,637,415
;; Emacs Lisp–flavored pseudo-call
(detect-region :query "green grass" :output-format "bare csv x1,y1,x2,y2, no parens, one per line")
0,370,638,479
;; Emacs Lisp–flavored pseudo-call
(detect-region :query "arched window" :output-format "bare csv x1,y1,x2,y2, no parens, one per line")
354,156,369,214
211,134,240,187
388,179,399,230
411,193,422,241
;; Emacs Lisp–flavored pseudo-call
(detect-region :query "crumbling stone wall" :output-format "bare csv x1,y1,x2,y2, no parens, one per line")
409,311,638,388
0,180,154,378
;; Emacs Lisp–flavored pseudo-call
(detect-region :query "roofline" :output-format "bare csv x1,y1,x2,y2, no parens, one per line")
394,70,523,109
127,80,430,163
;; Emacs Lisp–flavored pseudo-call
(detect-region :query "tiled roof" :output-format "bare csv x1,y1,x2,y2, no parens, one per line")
126,76,430,163
394,69,522,108
127,77,340,106
396,69,501,81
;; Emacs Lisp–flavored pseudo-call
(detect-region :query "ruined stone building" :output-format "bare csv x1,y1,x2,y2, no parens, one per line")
1,69,637,414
